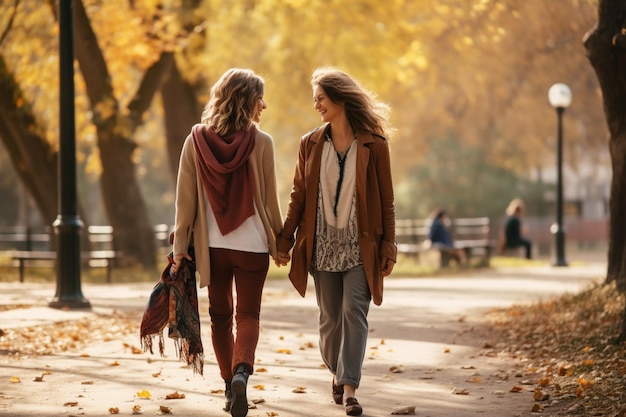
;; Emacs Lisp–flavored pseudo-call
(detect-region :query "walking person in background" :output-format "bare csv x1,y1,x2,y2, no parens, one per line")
277,67,396,416
170,68,287,417
502,198,532,259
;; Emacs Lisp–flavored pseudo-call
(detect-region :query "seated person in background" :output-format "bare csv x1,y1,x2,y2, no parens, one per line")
427,209,466,265
503,198,532,259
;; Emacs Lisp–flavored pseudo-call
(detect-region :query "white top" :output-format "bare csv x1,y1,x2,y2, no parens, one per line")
206,200,269,253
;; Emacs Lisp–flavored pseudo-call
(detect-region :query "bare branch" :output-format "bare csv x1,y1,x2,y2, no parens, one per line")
0,0,20,48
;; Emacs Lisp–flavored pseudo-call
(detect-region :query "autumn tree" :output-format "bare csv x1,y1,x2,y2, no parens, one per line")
0,0,610,264
584,0,626,340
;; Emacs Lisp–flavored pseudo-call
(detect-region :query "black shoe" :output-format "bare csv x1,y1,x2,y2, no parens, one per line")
345,397,363,416
223,380,232,412
230,365,249,417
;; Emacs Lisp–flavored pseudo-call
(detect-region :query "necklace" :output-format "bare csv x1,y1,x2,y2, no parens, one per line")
326,130,356,217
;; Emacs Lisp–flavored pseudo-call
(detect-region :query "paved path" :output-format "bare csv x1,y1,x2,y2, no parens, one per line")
0,263,606,417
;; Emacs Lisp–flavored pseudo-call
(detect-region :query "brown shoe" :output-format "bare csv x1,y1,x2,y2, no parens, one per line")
345,397,362,416
332,379,344,405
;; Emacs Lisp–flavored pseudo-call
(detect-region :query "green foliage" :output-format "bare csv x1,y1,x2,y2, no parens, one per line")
395,135,553,219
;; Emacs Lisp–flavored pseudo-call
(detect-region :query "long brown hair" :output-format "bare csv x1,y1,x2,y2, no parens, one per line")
311,67,392,138
201,68,264,136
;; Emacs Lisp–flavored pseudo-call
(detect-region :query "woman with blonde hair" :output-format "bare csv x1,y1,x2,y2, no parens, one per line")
277,67,396,416
170,68,286,417
503,198,532,259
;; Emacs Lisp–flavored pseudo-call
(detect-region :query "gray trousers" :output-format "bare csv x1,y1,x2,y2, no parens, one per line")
312,265,371,388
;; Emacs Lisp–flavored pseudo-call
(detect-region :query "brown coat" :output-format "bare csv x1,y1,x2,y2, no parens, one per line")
277,123,396,306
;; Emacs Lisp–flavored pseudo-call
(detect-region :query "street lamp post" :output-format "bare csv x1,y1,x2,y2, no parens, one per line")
548,83,572,267
49,0,90,309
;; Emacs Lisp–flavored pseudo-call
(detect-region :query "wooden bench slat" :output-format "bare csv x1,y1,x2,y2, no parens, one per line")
11,250,122,283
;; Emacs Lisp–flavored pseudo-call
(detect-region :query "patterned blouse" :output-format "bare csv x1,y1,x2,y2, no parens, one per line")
311,187,362,272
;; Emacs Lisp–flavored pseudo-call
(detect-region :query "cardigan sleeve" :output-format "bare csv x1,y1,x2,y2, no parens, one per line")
173,135,198,257
257,131,283,254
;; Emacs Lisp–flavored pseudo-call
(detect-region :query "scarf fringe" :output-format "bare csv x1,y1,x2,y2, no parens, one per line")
141,332,204,376
174,337,205,376
141,333,165,356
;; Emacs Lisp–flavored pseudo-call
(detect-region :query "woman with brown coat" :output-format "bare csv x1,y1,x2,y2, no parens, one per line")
277,67,396,416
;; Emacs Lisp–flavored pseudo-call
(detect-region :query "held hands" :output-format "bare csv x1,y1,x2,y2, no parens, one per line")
381,256,395,277
170,253,193,275
275,251,291,267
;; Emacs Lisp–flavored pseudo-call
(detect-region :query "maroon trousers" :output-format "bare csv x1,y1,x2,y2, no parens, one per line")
208,247,268,380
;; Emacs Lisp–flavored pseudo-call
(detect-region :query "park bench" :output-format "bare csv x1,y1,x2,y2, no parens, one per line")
11,250,121,283
0,226,51,251
396,216,493,267
2,224,171,282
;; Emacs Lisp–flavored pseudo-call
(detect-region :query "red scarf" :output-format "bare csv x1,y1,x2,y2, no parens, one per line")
191,124,256,235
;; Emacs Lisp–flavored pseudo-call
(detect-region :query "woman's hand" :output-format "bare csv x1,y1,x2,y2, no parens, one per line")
381,256,395,277
275,251,291,267
170,253,193,275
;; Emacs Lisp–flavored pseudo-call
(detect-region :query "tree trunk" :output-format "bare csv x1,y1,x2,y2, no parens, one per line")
0,55,58,227
584,0,626,341
71,0,175,267
0,54,94,248
161,62,202,180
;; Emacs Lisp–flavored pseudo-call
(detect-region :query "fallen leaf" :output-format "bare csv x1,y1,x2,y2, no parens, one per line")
165,391,185,399
389,365,404,373
10,376,21,383
33,373,46,382
131,346,142,354
533,389,543,400
136,389,151,399
109,407,120,414
276,348,291,354
131,404,142,414
253,384,265,390
292,387,306,393
252,398,265,404
109,360,120,367
538,377,550,387
81,380,94,385
256,367,268,373
159,405,172,413
391,405,416,415
64,401,78,407
510,386,523,393
266,412,279,416
443,348,451,353
152,370,162,377
80,353,90,357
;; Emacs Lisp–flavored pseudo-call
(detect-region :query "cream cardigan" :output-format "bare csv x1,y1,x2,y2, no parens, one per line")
172,128,283,288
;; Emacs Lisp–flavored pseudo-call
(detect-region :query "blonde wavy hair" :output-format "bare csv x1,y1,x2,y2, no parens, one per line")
201,68,264,136
506,198,525,216
311,67,393,138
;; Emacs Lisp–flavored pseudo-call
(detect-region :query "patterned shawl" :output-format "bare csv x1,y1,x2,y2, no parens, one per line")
140,247,204,375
